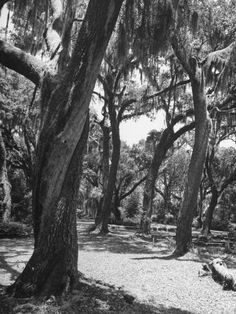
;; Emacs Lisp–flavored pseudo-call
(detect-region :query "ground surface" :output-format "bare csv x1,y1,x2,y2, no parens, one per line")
0,220,236,313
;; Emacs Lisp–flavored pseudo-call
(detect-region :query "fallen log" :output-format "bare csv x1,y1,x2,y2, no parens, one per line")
200,258,236,291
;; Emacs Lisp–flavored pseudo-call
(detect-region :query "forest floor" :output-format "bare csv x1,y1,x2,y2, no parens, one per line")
0,220,236,313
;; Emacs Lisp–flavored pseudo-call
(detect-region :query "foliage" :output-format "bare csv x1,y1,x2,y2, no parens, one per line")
124,191,141,219
9,169,32,224
0,221,31,238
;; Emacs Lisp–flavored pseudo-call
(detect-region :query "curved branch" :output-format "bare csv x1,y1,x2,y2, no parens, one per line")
170,121,195,147
0,40,45,84
144,79,191,101
120,176,147,200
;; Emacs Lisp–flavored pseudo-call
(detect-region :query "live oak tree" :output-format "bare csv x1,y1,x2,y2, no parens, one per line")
139,59,195,234
172,0,236,255
92,49,151,233
0,0,124,297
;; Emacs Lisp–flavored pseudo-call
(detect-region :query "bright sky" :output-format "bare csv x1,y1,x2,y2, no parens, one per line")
0,5,13,31
120,111,166,146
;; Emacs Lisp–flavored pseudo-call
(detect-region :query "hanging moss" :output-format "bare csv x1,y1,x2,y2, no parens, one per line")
204,42,236,92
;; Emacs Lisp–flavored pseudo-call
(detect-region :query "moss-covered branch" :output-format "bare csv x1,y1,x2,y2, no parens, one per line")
0,40,45,84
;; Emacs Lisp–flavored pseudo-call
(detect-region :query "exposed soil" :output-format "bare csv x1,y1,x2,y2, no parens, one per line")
0,220,236,313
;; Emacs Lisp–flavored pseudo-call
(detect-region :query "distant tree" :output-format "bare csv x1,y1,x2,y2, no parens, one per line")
0,129,11,222
92,53,152,233
172,0,236,255
155,147,190,221
201,146,236,237
140,62,195,233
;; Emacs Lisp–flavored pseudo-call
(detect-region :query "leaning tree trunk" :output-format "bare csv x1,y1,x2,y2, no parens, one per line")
140,119,195,234
7,0,124,297
0,130,11,223
201,187,218,238
140,132,169,234
175,61,211,256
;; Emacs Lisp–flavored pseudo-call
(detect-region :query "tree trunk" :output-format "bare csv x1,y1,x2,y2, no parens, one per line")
8,117,89,297
140,128,175,234
101,125,110,195
175,61,211,256
201,187,218,237
0,130,11,223
94,100,121,233
112,190,121,223
140,112,195,235
7,0,124,297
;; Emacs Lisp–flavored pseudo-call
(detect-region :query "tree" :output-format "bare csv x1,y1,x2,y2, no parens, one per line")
140,62,195,233
0,0,124,297
155,147,190,221
172,0,236,255
0,129,11,223
92,52,150,233
201,146,236,237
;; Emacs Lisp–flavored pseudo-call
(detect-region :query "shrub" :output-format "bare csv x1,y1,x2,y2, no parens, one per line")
125,192,141,218
0,222,32,238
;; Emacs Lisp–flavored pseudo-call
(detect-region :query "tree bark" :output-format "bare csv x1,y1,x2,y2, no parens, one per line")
140,121,195,234
94,98,121,233
101,125,110,195
140,130,170,234
0,130,11,223
0,40,43,85
201,186,218,237
6,0,124,297
175,60,211,256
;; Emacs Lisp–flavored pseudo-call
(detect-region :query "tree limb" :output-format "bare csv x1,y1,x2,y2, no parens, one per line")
170,121,195,147
120,176,147,200
220,167,236,193
144,79,191,101
0,40,45,84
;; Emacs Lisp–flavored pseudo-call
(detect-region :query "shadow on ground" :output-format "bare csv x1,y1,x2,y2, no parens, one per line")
78,221,236,269
0,238,33,285
0,276,195,314
78,224,174,255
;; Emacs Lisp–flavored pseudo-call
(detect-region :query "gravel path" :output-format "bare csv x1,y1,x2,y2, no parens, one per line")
77,223,236,314
1,221,236,313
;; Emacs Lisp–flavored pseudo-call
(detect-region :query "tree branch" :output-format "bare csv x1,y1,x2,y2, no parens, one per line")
0,40,45,84
170,121,195,146
117,98,137,123
144,79,191,101
120,176,147,200
171,108,194,126
220,168,236,193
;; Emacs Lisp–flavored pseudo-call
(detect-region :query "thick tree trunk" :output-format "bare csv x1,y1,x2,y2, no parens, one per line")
201,187,218,237
0,130,11,223
6,0,123,297
175,63,211,256
8,118,89,297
